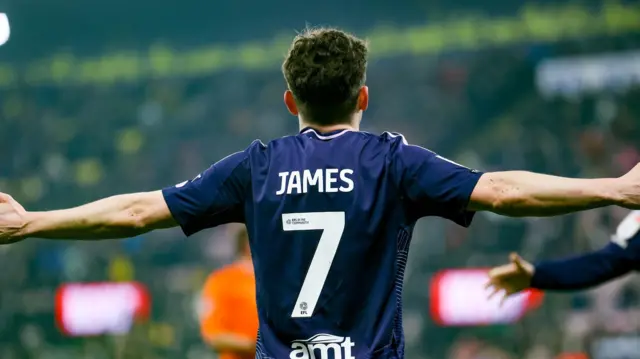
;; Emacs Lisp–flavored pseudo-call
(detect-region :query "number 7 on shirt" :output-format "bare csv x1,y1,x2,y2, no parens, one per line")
282,212,346,318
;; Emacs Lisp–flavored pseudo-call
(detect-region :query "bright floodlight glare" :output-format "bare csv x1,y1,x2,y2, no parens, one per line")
0,13,9,46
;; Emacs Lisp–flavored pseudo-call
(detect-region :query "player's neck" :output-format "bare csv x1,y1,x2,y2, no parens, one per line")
299,118,359,133
300,123,358,132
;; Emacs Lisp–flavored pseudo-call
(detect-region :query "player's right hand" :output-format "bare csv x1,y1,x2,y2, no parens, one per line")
0,193,27,244
485,253,534,304
618,163,640,209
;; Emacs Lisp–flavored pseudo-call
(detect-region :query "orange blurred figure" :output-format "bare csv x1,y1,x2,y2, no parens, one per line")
199,226,257,359
556,353,588,359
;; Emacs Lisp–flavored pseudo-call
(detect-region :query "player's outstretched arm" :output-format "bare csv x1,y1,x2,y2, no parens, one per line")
394,141,640,225
0,191,176,243
0,148,251,244
468,165,640,216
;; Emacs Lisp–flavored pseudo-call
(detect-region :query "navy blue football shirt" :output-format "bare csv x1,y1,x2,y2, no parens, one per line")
162,128,483,359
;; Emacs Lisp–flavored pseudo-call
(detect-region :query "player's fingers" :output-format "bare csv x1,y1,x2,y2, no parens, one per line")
489,264,512,276
489,266,517,280
499,293,509,307
487,286,502,301
484,280,492,290
487,288,498,300
510,253,526,272
485,280,501,293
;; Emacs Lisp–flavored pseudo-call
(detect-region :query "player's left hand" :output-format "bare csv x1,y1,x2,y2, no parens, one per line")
0,193,27,244
485,252,534,304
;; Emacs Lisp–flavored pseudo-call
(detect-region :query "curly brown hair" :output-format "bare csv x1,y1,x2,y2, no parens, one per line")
282,27,368,126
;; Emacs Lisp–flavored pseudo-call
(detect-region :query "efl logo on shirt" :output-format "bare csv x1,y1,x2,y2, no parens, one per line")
289,334,355,359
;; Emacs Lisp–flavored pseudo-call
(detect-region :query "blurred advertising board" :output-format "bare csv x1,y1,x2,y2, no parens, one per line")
55,282,151,336
430,268,543,326
537,51,640,97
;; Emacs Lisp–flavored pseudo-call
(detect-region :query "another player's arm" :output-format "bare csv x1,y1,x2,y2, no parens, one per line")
1,149,250,243
529,242,635,290
488,212,640,297
531,213,640,290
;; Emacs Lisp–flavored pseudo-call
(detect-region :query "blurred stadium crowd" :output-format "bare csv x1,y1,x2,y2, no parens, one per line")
1,1,640,358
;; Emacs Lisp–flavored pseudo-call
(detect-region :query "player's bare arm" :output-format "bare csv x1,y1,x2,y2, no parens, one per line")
467,164,640,216
0,146,247,244
0,191,176,243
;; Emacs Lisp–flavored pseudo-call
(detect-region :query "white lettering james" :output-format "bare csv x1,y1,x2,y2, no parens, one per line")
276,169,354,195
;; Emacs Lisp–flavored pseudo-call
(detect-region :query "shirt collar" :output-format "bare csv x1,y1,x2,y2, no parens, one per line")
300,127,354,140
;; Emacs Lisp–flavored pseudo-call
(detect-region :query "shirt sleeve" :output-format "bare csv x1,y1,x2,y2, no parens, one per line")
531,212,640,290
162,150,251,236
531,240,637,291
391,135,484,226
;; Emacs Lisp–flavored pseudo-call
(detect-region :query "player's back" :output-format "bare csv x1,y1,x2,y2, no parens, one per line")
163,126,481,359
244,128,482,359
